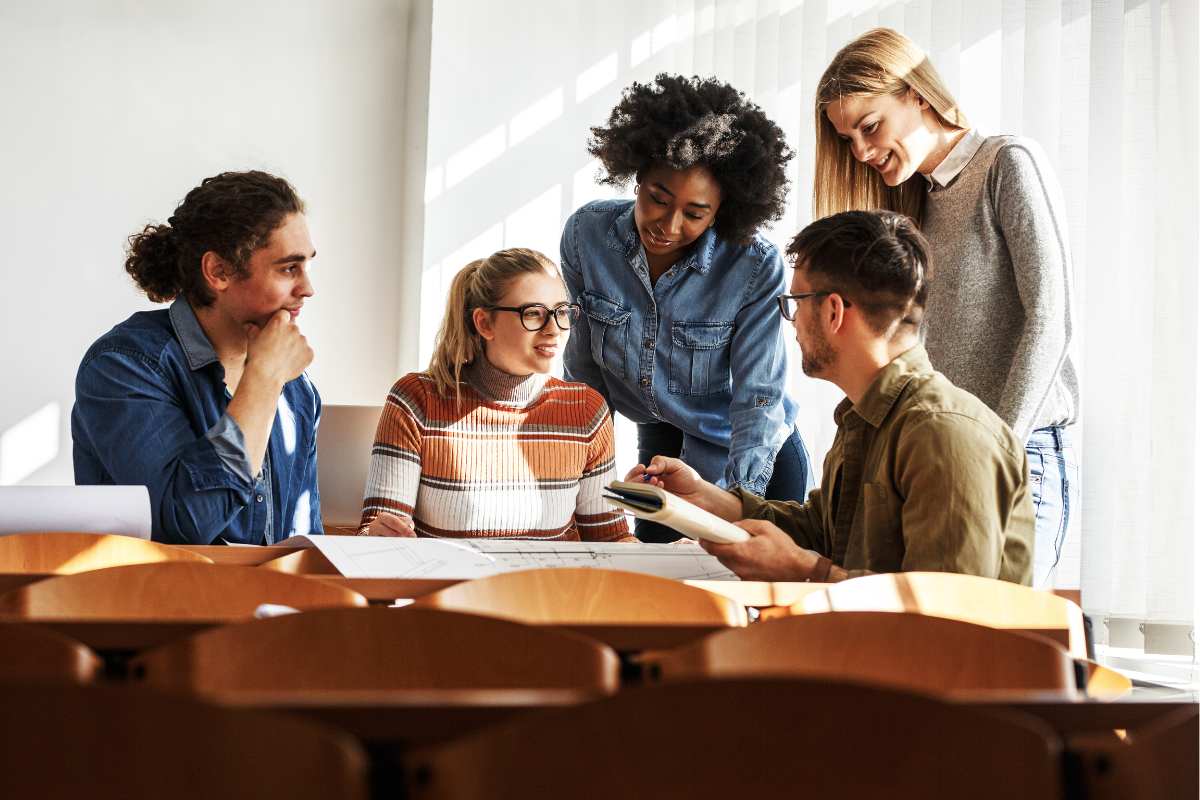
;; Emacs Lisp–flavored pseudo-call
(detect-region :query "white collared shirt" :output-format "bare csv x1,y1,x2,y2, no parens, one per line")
924,127,986,190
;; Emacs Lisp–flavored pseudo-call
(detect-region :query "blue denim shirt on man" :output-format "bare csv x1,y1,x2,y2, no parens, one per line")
561,199,798,493
72,298,322,544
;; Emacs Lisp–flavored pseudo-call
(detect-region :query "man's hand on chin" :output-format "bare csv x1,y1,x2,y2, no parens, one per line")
700,519,825,581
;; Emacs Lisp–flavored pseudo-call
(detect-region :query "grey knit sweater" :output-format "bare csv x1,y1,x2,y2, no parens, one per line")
921,133,1078,441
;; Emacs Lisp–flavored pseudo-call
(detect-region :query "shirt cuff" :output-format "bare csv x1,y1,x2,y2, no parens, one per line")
205,414,256,485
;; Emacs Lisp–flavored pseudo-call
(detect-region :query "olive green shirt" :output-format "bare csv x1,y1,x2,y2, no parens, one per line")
738,345,1034,584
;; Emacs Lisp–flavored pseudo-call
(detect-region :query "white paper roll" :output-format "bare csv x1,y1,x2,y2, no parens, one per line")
0,485,152,539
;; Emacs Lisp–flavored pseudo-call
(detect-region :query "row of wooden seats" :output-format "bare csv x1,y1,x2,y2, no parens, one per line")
1,677,1192,800
0,531,1085,634
0,604,1105,698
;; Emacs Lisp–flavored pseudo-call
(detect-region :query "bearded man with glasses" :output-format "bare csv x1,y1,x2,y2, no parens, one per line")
628,211,1034,583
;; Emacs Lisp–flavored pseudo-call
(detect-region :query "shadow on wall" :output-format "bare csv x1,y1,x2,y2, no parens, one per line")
0,402,61,486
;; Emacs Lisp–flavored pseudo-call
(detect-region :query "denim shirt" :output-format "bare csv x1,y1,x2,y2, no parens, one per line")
71,299,323,544
561,199,798,493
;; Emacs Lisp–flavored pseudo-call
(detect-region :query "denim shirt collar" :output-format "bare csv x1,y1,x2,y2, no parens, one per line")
606,203,718,275
168,298,220,371
835,344,932,428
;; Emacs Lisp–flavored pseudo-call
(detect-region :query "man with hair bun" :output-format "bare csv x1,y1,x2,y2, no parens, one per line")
72,170,323,545
632,210,1035,584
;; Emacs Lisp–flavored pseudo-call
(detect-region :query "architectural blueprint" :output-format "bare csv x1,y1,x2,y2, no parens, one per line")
285,536,739,581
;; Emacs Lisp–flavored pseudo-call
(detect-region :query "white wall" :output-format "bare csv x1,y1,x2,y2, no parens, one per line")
0,0,431,486
420,0,847,481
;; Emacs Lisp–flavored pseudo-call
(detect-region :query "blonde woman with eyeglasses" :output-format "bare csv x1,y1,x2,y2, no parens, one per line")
358,248,633,541
813,28,1078,586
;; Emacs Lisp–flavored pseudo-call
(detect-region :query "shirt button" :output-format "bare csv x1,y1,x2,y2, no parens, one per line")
643,339,654,349
256,494,264,503
639,377,650,387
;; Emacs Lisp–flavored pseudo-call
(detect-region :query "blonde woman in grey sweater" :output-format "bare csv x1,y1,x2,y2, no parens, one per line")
811,28,1078,587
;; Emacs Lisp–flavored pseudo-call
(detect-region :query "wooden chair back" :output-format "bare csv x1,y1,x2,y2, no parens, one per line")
415,568,746,626
1071,705,1198,799
405,678,1062,799
1081,659,1133,698
648,611,1075,693
798,571,1088,656
0,532,211,573
0,623,100,684
133,606,620,693
0,684,367,799
0,562,366,620
260,547,339,574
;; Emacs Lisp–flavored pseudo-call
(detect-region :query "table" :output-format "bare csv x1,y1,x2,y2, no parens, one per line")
208,687,601,745
200,685,1197,747
0,615,730,656
949,686,1198,735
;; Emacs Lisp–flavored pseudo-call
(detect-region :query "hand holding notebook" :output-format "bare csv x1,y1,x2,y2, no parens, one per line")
603,481,750,544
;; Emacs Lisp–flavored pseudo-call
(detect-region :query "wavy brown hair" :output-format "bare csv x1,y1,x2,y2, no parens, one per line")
124,170,305,306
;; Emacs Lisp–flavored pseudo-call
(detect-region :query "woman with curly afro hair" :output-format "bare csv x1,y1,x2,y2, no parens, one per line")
562,74,813,542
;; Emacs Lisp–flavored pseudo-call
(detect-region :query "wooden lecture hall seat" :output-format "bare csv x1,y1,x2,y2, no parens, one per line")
0,562,366,620
0,531,212,573
0,622,100,684
796,571,1089,657
415,567,746,627
132,606,620,693
1070,705,1199,800
0,684,368,800
405,678,1063,800
646,611,1076,694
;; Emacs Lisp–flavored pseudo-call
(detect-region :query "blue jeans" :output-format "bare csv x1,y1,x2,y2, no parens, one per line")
1026,426,1078,587
634,422,814,543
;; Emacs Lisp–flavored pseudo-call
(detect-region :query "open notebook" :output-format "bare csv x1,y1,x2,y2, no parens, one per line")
603,481,749,545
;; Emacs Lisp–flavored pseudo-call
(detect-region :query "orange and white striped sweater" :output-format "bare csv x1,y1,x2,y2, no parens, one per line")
359,358,630,541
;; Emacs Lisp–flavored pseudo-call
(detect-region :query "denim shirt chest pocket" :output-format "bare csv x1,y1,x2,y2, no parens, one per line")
669,321,734,395
582,290,632,382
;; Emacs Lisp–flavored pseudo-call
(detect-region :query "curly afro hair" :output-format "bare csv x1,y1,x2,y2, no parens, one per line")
588,74,792,244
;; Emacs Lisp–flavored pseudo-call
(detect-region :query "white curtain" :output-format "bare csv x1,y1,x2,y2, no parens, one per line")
423,0,1199,652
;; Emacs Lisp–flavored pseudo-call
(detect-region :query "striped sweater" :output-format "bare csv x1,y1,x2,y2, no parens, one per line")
359,357,631,541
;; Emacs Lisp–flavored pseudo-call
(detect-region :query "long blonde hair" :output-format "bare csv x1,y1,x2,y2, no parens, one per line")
426,248,561,404
813,28,968,223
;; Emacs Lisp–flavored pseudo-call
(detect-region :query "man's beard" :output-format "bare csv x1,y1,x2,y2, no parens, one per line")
800,317,835,376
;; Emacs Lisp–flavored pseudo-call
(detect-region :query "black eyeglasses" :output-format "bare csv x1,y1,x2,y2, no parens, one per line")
776,292,853,321
487,302,582,331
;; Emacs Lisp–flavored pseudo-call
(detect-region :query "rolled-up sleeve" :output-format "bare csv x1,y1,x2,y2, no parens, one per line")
73,350,257,544
734,486,827,554
725,247,791,493
204,413,256,485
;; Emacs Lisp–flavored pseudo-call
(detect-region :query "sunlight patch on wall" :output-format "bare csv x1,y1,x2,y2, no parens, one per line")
572,158,628,211
509,88,564,147
425,164,444,204
0,403,60,485
504,184,563,261
652,15,678,53
576,52,618,103
631,30,652,67
959,30,1002,132
445,124,506,188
